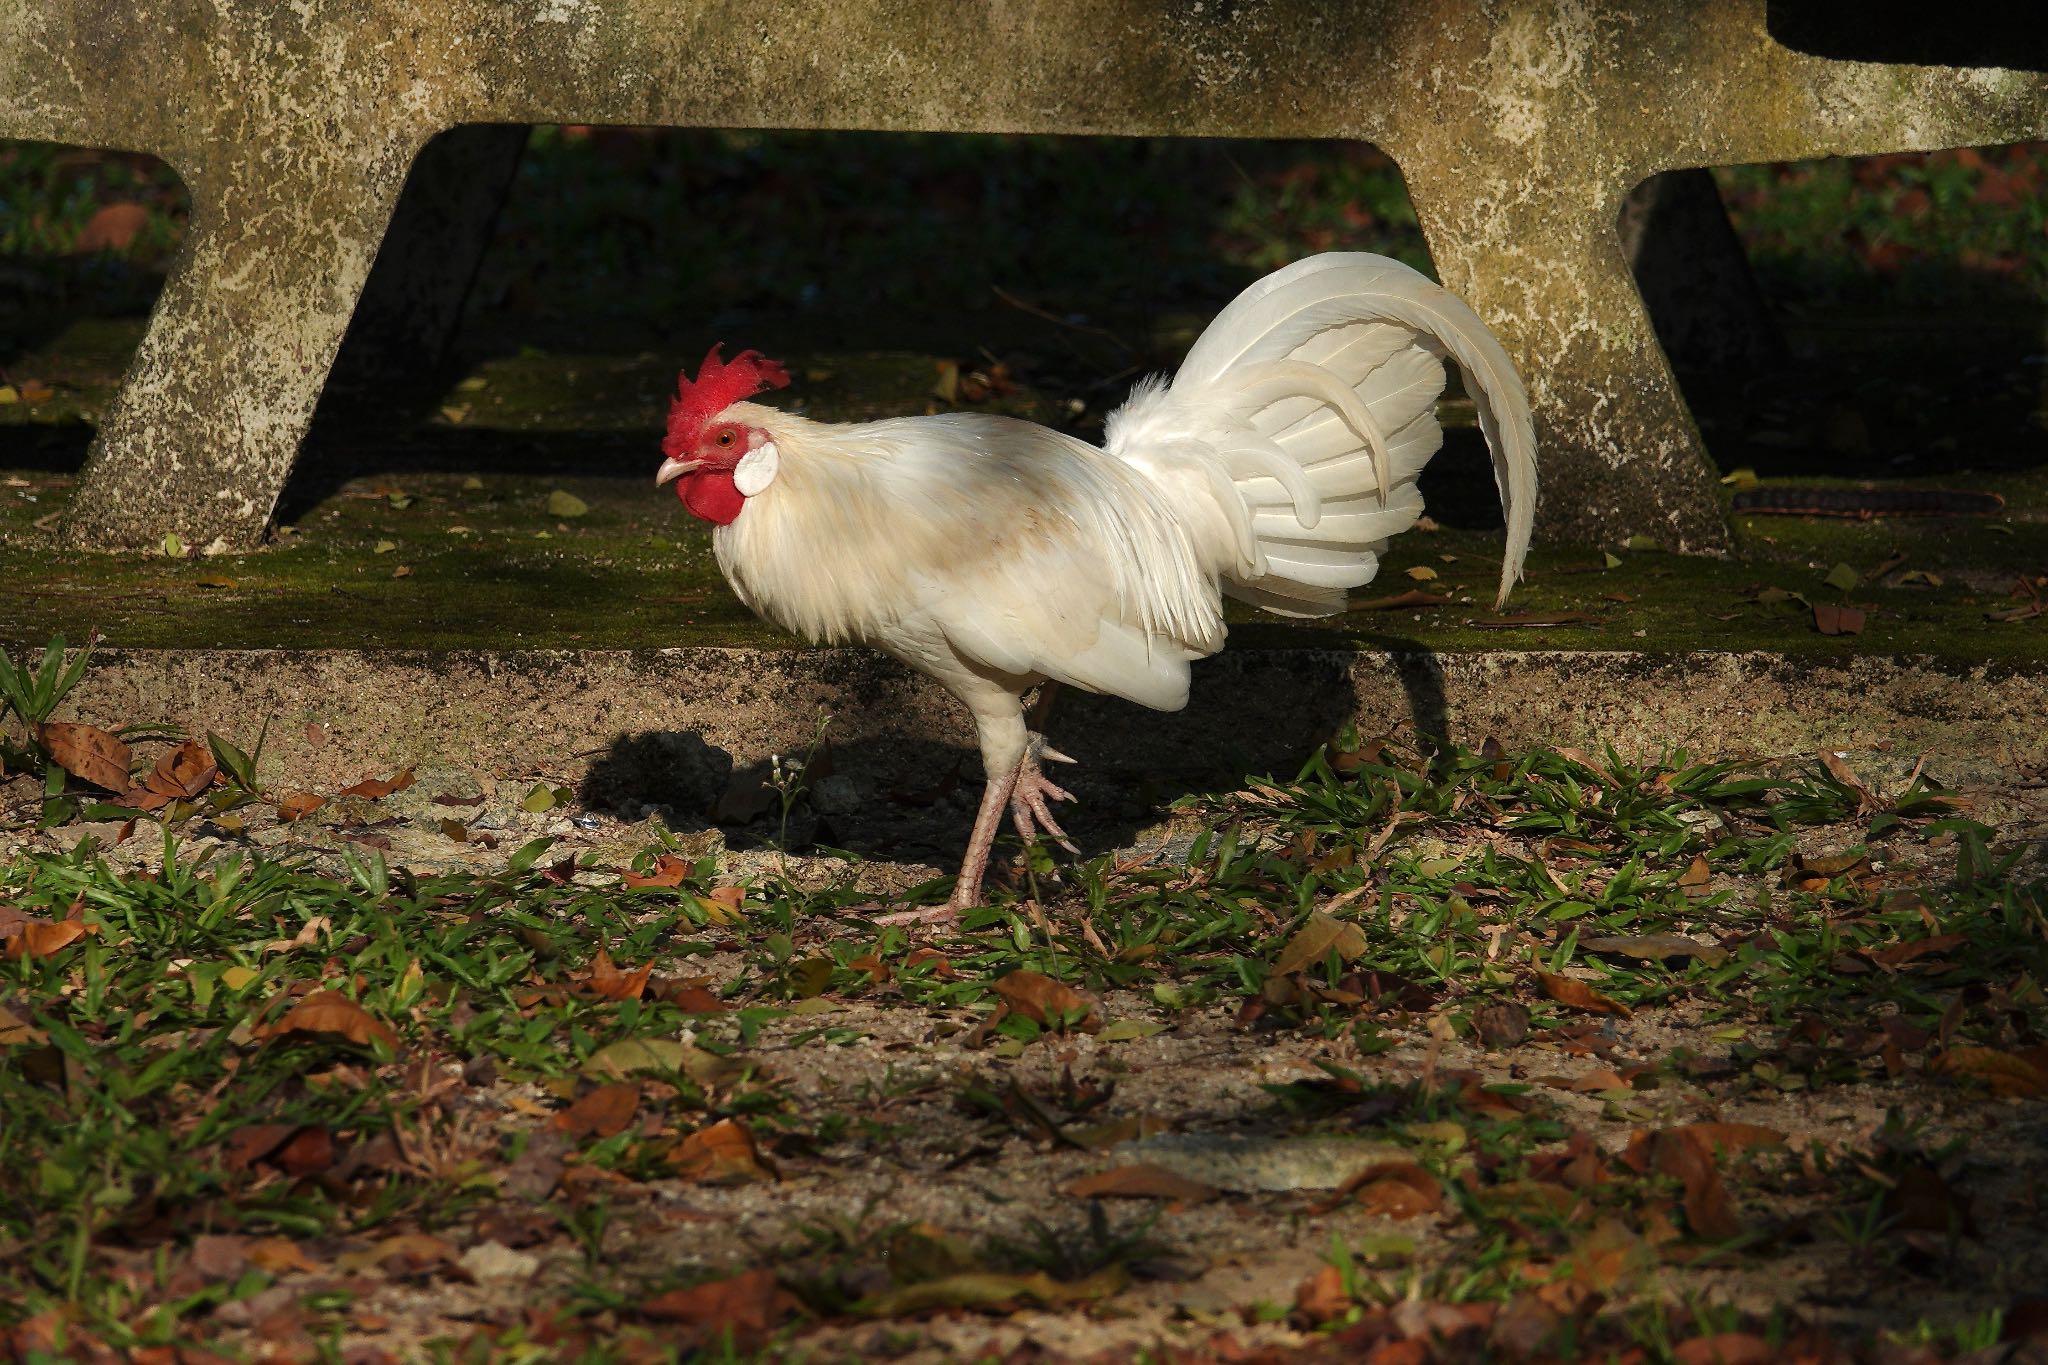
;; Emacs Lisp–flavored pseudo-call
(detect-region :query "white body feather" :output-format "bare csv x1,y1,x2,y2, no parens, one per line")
709,252,1537,780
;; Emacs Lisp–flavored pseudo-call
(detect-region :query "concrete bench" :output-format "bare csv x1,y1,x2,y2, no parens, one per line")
5,1,2046,554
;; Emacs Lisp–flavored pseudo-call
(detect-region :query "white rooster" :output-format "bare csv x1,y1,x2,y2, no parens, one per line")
655,253,1537,922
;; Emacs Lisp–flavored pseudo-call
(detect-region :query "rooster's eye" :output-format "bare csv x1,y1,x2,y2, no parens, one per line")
716,430,736,448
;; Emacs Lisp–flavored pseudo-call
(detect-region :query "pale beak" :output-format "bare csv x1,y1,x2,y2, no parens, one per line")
655,456,701,487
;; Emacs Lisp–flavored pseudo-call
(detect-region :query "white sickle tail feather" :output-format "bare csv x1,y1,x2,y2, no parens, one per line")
1103,252,1538,614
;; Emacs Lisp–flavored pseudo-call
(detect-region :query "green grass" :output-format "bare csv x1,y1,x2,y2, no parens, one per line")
4,718,2042,1360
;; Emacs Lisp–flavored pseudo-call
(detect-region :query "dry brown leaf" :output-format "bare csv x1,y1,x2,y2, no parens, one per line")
338,769,415,799
1313,1160,1443,1219
224,1123,297,1171
1673,1122,1786,1158
585,950,654,1002
1354,588,1454,611
1674,1333,1775,1365
1580,934,1728,967
1540,1067,1631,1093
121,740,218,810
992,969,1100,1031
1468,611,1603,629
271,1126,336,1177
1,918,90,960
1272,910,1369,976
243,1238,322,1275
40,722,132,792
1864,933,1967,968
669,1118,777,1184
276,791,325,822
0,1004,45,1045
1623,1128,1744,1241
1812,603,1866,636
260,990,400,1051
663,983,728,1013
639,1268,802,1347
1535,970,1633,1019
622,853,691,889
1818,750,1877,812
905,947,957,978
1062,1162,1218,1204
1933,1045,2048,1098
552,1082,642,1139
1294,1265,1352,1324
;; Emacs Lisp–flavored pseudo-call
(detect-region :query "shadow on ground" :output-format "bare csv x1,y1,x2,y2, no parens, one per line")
577,639,1445,867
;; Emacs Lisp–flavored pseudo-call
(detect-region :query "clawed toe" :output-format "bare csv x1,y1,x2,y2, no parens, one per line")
874,902,962,928
1010,744,1081,855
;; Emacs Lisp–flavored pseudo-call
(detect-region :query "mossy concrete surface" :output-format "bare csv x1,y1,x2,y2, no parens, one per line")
6,335,2041,791
6,0,2048,549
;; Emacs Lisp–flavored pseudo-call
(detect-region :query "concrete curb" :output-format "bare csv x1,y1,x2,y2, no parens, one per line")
51,647,2046,793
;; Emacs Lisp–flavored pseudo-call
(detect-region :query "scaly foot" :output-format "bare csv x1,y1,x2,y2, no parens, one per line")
1009,735,1078,854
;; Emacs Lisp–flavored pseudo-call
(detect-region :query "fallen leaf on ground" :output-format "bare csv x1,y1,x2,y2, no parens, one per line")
583,950,653,1001
270,1126,336,1177
1536,971,1633,1019
663,982,728,1013
335,1233,459,1276
339,769,415,799
1311,1160,1443,1218
639,1268,801,1346
257,990,399,1051
1579,934,1728,967
1674,1333,1775,1365
0,1005,45,1045
40,722,132,792
552,1082,641,1139
1294,1265,1352,1324
1063,1162,1218,1203
1354,589,1453,611
1622,1127,1757,1240
992,969,1100,1030
1273,910,1370,976
622,854,691,889
277,791,325,822
669,1118,777,1184
1468,612,1602,629
1933,1045,2048,1098
1812,603,1866,635
1,918,91,960
122,740,217,809
856,1266,1127,1317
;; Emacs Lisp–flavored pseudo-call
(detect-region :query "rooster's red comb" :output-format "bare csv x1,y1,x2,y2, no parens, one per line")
665,345,790,451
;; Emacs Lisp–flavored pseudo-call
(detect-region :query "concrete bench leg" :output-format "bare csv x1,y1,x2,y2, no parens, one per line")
325,125,529,408
1412,177,1732,555
59,149,412,552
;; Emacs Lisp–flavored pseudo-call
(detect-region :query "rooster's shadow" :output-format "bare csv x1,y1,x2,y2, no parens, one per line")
578,637,1448,870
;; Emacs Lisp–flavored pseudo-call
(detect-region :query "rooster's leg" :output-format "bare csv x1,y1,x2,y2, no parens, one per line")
878,696,1030,926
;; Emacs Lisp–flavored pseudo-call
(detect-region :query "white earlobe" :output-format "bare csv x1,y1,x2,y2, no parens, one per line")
733,441,779,497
